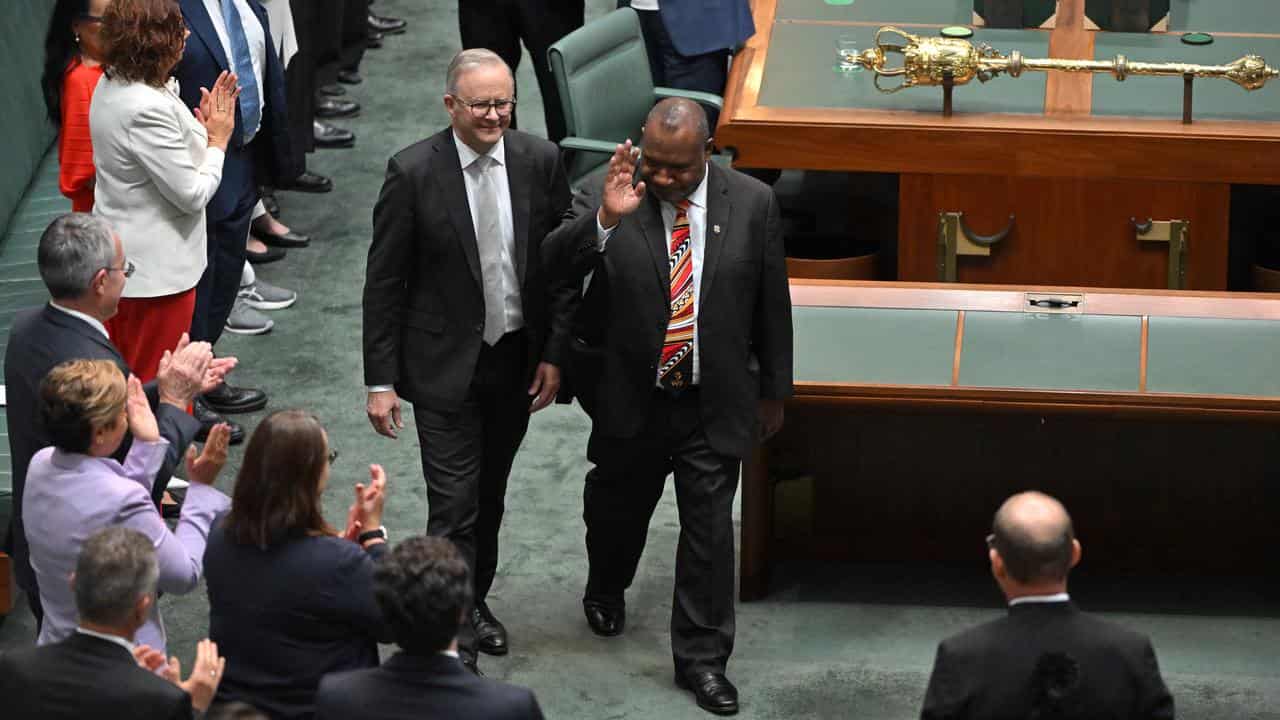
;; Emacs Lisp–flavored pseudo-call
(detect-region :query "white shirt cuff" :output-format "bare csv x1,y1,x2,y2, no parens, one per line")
595,214,617,252
367,385,395,393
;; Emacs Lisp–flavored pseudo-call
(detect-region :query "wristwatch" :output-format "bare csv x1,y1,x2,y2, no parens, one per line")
358,526,388,544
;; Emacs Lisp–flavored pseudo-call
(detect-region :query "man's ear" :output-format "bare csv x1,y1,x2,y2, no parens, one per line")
91,268,110,296
134,593,154,624
1070,538,1082,569
989,547,1006,580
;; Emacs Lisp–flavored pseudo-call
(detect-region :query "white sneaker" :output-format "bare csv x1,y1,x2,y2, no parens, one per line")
225,297,274,335
238,278,297,311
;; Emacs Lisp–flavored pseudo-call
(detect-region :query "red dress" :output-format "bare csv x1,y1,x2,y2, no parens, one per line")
58,59,104,212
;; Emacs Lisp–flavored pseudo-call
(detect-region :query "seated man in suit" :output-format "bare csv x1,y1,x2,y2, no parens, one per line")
0,527,225,719
3,213,235,629
920,491,1176,720
315,536,544,720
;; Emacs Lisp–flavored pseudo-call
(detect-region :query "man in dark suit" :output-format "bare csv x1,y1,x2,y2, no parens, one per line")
620,0,755,129
458,0,583,142
920,491,1176,720
173,0,296,421
546,98,793,715
315,536,544,719
362,49,573,672
3,214,231,629
0,527,225,719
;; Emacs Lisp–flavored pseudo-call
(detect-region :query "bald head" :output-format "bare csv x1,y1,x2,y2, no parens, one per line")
990,492,1075,584
644,98,711,146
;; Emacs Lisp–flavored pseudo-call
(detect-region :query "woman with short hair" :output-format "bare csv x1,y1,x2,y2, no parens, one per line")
22,358,232,654
204,410,393,719
90,0,238,382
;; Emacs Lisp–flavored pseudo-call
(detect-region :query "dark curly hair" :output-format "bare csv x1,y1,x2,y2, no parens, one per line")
374,537,473,655
101,0,185,88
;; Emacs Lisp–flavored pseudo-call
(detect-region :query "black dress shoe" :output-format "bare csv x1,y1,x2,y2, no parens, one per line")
583,601,624,637
252,225,311,248
337,69,362,85
366,30,383,49
315,97,360,119
192,397,246,445
203,383,268,414
676,671,740,716
246,244,286,264
368,13,406,34
284,171,332,194
318,82,346,97
471,601,509,656
313,120,355,149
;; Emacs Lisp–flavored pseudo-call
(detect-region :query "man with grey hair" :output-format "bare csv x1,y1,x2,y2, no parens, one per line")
3,213,235,630
363,48,572,673
920,492,1175,719
0,527,226,719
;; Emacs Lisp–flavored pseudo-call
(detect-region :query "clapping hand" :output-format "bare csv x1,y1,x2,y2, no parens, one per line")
185,423,231,486
125,375,160,443
161,639,226,712
195,71,240,150
597,139,645,229
156,333,213,409
201,355,238,395
343,464,388,544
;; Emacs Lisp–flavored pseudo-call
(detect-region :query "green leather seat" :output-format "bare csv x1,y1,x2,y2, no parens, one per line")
547,7,726,187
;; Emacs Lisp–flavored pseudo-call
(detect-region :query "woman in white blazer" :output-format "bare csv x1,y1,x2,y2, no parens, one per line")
91,0,237,382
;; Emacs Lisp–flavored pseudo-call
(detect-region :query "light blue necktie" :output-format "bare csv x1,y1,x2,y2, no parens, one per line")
220,0,261,137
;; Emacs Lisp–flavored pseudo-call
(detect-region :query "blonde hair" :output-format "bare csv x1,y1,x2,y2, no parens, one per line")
40,359,127,453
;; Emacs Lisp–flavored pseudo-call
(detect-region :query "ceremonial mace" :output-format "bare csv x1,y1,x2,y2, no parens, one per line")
845,26,1279,121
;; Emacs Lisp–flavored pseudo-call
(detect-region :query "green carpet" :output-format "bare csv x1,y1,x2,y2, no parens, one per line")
4,1,1280,717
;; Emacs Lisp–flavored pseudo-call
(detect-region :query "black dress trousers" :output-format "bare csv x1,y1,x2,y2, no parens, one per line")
458,0,585,143
584,389,740,677
286,0,318,156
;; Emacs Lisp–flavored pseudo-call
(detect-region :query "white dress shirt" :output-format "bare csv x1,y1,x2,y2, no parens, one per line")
49,302,109,339
201,0,267,142
598,166,710,385
1008,592,1071,606
75,627,135,654
455,132,523,338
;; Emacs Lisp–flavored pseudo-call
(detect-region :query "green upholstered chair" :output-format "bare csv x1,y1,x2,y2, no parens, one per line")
547,7,726,187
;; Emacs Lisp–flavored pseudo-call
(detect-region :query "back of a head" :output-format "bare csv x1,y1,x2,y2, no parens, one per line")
224,409,331,548
38,213,115,301
374,536,473,655
75,527,158,627
39,359,127,454
990,491,1076,585
100,0,186,87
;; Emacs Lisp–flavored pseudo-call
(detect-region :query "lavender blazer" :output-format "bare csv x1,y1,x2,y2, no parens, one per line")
23,438,230,654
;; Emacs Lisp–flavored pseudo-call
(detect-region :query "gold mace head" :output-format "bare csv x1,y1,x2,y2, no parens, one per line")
1225,54,1280,90
853,26,999,92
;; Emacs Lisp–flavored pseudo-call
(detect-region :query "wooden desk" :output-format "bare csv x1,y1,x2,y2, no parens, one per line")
719,0,1280,289
741,280,1280,599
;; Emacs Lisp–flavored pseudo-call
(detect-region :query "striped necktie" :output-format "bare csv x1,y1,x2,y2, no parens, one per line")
220,0,261,137
659,199,694,392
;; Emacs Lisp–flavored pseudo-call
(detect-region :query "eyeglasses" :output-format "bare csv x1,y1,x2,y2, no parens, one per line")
986,533,997,550
103,259,136,278
452,96,517,118
77,13,104,23
327,448,339,465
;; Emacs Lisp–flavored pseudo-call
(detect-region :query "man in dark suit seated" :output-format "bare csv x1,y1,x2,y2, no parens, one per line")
315,536,545,720
920,491,1176,720
0,527,226,719
3,213,234,629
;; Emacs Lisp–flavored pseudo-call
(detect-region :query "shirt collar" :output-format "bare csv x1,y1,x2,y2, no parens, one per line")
453,132,506,171
76,626,135,654
1008,592,1071,607
663,164,710,211
440,649,460,658
49,302,110,339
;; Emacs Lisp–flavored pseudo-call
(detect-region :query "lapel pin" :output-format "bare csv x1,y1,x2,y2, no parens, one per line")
712,224,721,234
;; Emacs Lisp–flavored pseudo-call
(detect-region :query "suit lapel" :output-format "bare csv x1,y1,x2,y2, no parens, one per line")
697,165,731,309
41,305,126,367
180,0,232,73
432,133,483,289
638,194,669,295
504,133,532,285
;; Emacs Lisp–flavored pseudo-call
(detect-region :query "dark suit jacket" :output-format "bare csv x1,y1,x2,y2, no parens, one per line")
622,0,755,56
0,631,193,720
315,652,545,720
546,163,792,459
921,601,1176,720
362,128,573,411
204,526,393,720
173,0,297,209
2,304,201,591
